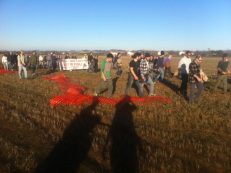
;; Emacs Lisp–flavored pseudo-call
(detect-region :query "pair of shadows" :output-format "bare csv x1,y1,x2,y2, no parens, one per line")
35,96,142,173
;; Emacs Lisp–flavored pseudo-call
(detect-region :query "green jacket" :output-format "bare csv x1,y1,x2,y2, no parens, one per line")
101,58,112,79
30,55,38,65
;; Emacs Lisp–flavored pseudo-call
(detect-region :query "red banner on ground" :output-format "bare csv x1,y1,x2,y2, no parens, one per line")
44,73,172,107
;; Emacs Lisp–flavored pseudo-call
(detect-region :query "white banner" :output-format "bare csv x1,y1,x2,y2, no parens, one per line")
62,58,89,70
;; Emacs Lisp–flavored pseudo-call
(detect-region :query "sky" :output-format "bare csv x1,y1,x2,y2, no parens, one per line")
0,0,230,51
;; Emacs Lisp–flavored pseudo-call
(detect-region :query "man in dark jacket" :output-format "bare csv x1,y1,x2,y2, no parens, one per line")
214,54,230,92
51,53,57,72
30,51,38,75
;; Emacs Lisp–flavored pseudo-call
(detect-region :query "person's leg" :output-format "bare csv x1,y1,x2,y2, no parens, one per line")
3,62,7,70
95,80,107,95
195,82,204,100
189,83,196,103
159,68,165,81
154,73,160,83
125,74,134,95
107,79,113,97
8,62,12,71
222,75,228,92
22,66,28,79
164,68,169,78
180,73,188,96
32,65,36,74
135,80,144,97
147,76,154,95
18,66,22,79
165,68,172,78
58,61,62,71
214,75,222,91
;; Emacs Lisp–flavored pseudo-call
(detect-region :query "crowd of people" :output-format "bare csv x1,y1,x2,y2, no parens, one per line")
1,51,99,78
94,51,230,104
1,50,230,103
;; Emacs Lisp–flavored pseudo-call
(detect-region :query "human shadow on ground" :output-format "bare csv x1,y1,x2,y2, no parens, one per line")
103,96,143,173
35,98,102,173
161,78,179,94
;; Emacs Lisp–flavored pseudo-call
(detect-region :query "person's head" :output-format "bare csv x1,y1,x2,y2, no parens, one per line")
144,53,151,60
160,51,165,56
106,53,113,62
140,52,145,59
132,52,141,60
20,51,24,55
195,55,203,64
222,54,228,62
32,51,36,55
185,51,192,58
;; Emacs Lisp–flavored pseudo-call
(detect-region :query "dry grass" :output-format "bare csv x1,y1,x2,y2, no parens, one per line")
0,56,230,173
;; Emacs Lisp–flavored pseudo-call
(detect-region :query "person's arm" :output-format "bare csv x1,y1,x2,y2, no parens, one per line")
217,62,226,74
130,67,138,80
190,64,202,82
217,66,225,74
178,58,183,69
193,74,202,82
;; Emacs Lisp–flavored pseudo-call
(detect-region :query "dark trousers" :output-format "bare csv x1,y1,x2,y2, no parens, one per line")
96,79,113,97
31,64,37,74
164,67,173,78
125,74,143,97
52,63,57,71
189,82,204,103
180,73,188,96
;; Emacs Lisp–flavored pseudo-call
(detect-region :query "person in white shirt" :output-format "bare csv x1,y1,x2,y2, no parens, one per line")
38,55,44,68
178,51,192,97
2,54,8,70
17,51,27,79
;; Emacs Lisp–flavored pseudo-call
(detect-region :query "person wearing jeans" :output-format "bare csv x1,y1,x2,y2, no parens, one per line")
125,73,143,97
178,51,192,97
125,52,143,97
189,56,204,103
140,53,155,96
156,51,165,81
17,51,27,79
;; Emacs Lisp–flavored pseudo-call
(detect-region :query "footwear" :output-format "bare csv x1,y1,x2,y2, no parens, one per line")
149,94,156,97
93,92,98,96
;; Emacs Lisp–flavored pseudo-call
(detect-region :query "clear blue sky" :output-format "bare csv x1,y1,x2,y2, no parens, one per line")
0,0,230,50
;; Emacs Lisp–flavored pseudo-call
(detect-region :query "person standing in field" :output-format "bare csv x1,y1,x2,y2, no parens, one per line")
46,53,52,69
178,51,192,97
164,54,173,78
214,54,230,93
124,52,143,97
1,54,8,70
38,54,44,68
94,53,114,97
17,51,28,79
30,51,38,76
140,53,155,96
188,55,204,103
51,53,57,72
156,51,165,81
